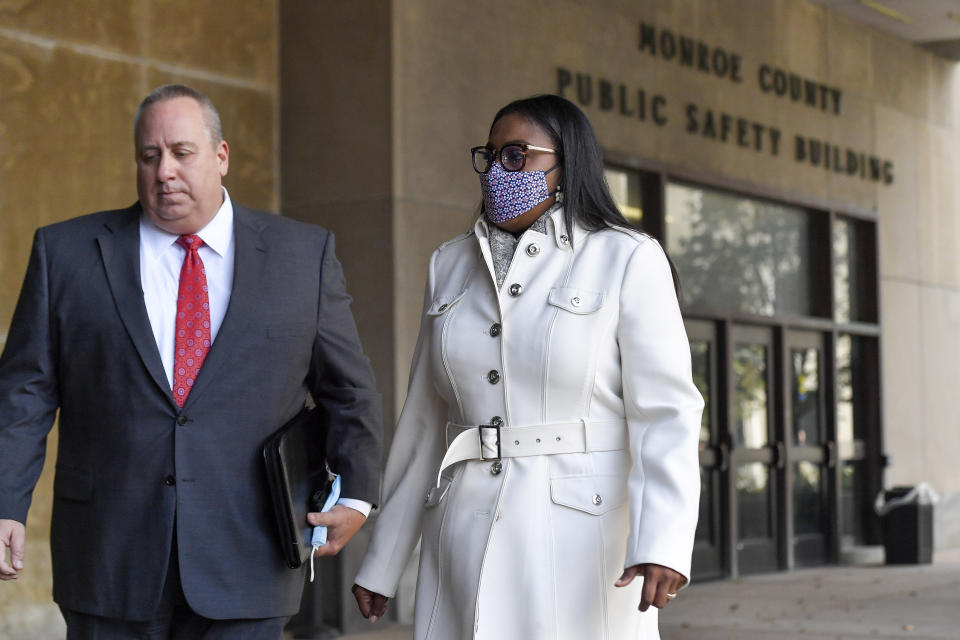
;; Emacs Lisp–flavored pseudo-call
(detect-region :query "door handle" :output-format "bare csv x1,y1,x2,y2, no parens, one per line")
768,442,786,469
714,441,730,472
823,441,837,468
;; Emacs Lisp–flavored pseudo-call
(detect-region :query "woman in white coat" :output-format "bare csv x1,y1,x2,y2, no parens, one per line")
353,95,703,639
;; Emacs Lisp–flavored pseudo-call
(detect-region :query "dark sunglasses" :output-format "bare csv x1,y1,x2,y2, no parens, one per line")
471,143,558,174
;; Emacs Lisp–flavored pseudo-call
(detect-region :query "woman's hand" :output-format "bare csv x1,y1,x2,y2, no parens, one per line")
614,563,687,611
352,583,390,622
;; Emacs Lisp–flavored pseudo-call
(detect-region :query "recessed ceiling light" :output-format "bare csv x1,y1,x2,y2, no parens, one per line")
858,0,915,25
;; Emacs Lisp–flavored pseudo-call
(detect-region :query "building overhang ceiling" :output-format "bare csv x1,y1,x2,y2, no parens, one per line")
811,0,960,60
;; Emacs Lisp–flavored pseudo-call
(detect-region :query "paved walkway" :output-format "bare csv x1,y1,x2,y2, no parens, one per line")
337,549,960,639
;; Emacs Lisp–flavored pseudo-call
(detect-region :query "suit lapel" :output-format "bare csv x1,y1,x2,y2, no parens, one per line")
183,205,267,407
97,205,174,403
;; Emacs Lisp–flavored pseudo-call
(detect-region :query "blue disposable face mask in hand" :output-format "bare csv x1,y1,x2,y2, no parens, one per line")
309,473,341,582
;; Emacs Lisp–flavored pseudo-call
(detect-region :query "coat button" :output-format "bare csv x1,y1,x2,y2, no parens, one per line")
526,243,540,257
509,283,523,297
176,415,188,426
490,461,503,475
489,323,501,337
438,303,448,313
487,370,501,384
571,296,582,307
164,475,176,486
592,494,602,506
491,416,503,426
560,234,569,245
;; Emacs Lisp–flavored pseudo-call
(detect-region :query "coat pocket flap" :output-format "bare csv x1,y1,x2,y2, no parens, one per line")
550,474,627,515
426,289,468,316
54,466,92,502
547,288,605,314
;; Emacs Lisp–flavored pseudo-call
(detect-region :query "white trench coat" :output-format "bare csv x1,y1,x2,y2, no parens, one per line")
355,207,703,640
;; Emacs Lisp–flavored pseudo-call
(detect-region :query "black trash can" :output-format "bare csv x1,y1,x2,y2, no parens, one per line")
882,486,934,565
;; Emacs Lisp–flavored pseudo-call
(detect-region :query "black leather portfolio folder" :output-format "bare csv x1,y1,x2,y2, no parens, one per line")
263,406,336,569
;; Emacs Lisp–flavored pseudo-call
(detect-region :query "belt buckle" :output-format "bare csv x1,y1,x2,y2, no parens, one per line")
478,424,501,461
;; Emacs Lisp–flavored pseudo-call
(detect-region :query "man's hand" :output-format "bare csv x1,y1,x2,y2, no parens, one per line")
615,563,687,611
307,505,366,557
0,519,25,581
352,584,389,623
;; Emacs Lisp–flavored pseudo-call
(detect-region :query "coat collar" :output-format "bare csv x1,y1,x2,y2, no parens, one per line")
473,204,573,252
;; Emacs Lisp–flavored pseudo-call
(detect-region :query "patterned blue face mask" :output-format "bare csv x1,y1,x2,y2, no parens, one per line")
308,473,341,582
480,161,559,224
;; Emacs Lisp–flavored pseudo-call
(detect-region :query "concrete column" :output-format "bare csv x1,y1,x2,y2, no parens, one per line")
279,1,395,633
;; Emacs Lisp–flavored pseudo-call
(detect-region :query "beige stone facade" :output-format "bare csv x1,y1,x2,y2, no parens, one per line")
2,0,959,635
0,1,277,636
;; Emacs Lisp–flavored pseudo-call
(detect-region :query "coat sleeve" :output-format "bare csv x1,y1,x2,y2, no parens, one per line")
307,231,384,506
354,249,448,597
618,237,703,584
0,229,60,524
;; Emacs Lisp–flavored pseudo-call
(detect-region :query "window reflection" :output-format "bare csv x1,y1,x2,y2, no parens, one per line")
840,461,870,546
737,462,770,540
833,217,873,323
734,343,768,449
793,461,822,536
605,167,643,224
666,183,812,316
791,347,820,446
834,218,852,323
690,340,711,446
836,334,854,447
836,334,877,547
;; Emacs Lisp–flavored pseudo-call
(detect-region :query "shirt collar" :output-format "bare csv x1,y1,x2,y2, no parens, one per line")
140,187,234,260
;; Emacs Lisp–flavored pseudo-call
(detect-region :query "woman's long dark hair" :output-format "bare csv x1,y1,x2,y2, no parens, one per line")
489,94,681,296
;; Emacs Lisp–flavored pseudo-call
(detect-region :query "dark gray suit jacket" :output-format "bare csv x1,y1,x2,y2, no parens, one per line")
0,203,382,620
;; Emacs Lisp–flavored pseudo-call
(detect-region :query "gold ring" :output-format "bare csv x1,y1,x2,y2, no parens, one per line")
665,592,677,600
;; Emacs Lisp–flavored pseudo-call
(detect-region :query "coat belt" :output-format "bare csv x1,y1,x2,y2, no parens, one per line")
436,419,629,486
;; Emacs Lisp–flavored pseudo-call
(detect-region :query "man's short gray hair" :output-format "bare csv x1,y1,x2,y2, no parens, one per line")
134,84,224,145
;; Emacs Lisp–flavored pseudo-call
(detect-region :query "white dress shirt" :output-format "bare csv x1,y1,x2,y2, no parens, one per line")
140,189,235,387
139,188,370,517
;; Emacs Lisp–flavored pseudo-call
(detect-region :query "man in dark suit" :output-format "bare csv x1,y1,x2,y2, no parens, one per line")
0,84,382,638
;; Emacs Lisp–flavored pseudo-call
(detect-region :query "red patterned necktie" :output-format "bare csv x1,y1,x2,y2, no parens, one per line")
173,235,211,407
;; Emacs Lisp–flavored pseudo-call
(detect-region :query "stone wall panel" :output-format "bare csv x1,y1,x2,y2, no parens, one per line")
0,36,139,334
880,279,924,486
147,0,277,84
825,9,874,103
0,3,278,635
874,105,920,281
871,30,930,119
919,286,960,492
0,0,145,54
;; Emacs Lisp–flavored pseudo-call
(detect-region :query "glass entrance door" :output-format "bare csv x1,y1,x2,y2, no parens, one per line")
687,320,725,580
730,325,779,574
786,331,832,566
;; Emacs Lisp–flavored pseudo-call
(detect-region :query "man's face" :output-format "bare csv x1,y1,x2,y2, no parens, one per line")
135,97,229,235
